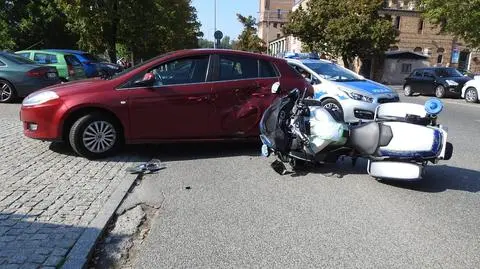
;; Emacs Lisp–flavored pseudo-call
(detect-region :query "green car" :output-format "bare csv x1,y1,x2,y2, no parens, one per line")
15,50,86,82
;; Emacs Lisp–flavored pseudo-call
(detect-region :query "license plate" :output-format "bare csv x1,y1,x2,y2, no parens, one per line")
47,72,57,78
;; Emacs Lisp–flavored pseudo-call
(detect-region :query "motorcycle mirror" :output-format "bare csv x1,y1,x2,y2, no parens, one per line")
271,82,280,94
424,98,443,115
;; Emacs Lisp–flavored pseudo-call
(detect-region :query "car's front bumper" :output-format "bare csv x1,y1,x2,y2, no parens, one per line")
342,95,399,123
20,100,67,141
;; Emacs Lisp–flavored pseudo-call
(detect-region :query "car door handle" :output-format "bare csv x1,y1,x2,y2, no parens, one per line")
187,96,206,102
252,93,266,98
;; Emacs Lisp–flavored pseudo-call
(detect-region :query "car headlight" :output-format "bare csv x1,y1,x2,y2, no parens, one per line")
446,80,458,86
339,87,373,103
22,91,59,106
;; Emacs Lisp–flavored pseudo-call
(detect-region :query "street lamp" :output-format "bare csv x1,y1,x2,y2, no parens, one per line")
214,0,217,49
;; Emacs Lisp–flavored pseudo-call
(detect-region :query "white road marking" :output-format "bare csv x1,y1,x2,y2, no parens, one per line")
443,100,480,109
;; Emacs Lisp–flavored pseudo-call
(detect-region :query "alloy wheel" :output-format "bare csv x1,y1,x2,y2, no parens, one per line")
82,121,117,153
324,102,340,112
465,88,478,103
0,82,12,102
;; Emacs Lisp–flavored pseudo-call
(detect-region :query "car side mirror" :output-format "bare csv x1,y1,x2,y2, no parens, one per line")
271,82,280,94
134,72,155,87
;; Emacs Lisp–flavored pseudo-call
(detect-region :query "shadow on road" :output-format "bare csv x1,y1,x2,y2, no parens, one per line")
49,140,262,162
381,165,480,193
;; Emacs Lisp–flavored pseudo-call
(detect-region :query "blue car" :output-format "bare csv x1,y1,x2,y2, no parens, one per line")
45,49,123,78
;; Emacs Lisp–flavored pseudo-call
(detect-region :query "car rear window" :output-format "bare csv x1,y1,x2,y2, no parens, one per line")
64,55,82,66
18,52,31,59
218,55,258,81
3,53,36,64
259,60,278,78
33,53,58,64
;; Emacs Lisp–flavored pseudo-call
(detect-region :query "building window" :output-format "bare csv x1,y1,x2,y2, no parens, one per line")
413,47,422,53
394,16,401,30
273,23,278,28
277,33,281,39
437,54,443,64
277,9,281,19
437,47,445,53
418,19,424,33
265,0,270,9
401,63,412,73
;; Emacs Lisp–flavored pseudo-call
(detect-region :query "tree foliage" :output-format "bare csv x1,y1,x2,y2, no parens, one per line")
198,36,234,49
233,14,266,53
0,0,202,63
420,0,480,48
283,0,398,68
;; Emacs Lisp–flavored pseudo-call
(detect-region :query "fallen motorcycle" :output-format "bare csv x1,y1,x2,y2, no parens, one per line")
259,82,453,181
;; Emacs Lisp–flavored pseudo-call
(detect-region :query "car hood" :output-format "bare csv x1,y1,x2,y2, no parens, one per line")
333,80,395,95
443,76,472,84
42,78,108,96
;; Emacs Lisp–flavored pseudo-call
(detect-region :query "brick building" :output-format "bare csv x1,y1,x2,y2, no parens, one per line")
262,0,480,73
257,0,294,54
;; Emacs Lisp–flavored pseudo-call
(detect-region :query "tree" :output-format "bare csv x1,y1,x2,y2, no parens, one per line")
283,0,398,72
57,0,202,63
420,0,480,48
220,36,233,49
0,11,15,50
233,14,266,53
0,0,77,51
198,38,214,48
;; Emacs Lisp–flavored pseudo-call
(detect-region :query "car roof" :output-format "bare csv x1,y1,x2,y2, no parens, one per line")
15,50,74,56
158,49,283,63
45,49,87,55
286,58,333,65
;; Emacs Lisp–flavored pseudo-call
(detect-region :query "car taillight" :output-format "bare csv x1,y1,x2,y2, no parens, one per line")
68,65,75,76
27,68,47,78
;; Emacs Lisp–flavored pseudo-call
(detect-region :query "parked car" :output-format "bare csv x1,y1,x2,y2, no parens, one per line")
461,77,480,103
403,67,472,98
20,49,312,158
0,51,60,103
15,50,86,82
285,55,399,123
45,49,123,78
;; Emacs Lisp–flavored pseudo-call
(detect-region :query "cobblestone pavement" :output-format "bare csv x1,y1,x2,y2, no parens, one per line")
0,104,144,268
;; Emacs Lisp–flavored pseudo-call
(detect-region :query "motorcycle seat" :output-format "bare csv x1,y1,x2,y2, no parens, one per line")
349,122,393,155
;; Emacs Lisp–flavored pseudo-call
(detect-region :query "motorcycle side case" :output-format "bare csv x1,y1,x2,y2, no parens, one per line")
367,160,424,180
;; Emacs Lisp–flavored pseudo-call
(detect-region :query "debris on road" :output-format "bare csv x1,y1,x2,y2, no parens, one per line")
127,159,166,174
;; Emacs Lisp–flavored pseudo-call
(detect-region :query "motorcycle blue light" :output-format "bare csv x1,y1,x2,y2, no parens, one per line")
424,98,443,115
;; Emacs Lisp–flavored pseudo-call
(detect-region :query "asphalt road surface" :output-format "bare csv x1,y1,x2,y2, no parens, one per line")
129,95,480,269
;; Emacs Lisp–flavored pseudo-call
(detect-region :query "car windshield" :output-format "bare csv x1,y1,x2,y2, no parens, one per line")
304,62,364,82
434,68,463,78
2,53,36,64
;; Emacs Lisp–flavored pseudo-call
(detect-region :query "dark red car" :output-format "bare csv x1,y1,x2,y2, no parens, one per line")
20,49,312,158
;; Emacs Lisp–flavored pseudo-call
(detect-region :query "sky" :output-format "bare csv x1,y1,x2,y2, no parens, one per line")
191,0,259,41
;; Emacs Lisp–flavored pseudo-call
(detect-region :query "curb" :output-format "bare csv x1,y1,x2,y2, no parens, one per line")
61,172,139,269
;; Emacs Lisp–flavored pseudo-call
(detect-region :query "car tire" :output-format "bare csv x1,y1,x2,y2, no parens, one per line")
465,87,478,103
403,84,413,96
69,113,123,159
0,79,17,103
435,85,446,98
320,98,344,122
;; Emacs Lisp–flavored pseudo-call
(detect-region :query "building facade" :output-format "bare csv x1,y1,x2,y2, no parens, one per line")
257,0,294,53
260,0,480,73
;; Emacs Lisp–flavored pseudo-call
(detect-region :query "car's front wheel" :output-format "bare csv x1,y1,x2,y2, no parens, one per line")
465,87,478,103
321,98,344,122
69,113,123,159
435,85,446,98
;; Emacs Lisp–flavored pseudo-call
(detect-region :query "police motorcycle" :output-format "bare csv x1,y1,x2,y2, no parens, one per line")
259,82,453,180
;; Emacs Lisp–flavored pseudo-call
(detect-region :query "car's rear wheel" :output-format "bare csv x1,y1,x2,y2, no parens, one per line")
0,79,17,103
69,113,123,159
403,84,413,96
321,98,344,122
435,85,446,98
465,87,478,103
